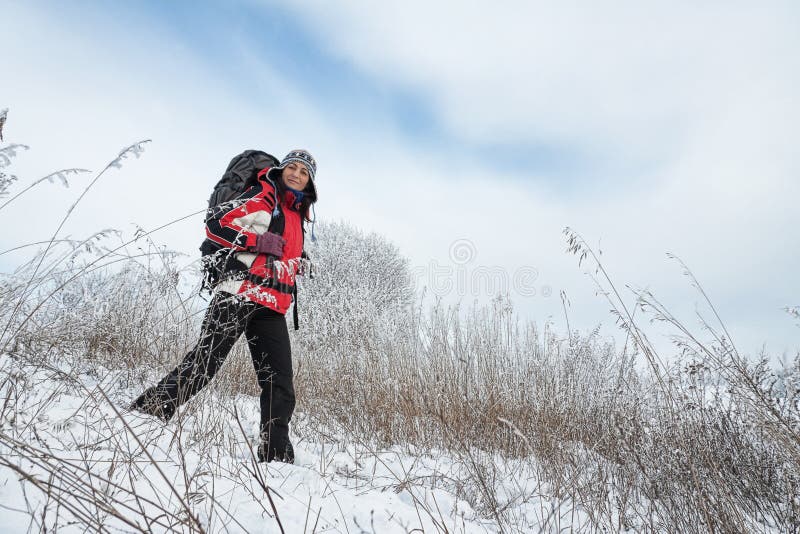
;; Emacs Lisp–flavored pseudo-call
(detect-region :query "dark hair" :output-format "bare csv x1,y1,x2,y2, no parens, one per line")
273,169,316,222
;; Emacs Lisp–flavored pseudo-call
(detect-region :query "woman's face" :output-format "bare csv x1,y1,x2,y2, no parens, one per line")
282,162,311,190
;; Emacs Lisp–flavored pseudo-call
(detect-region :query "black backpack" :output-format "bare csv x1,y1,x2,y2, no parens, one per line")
199,150,309,328
200,149,281,259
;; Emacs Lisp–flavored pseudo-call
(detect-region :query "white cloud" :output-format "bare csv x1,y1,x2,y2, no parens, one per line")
268,0,800,355
278,1,799,164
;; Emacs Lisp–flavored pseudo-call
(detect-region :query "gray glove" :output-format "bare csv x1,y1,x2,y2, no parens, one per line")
253,232,285,257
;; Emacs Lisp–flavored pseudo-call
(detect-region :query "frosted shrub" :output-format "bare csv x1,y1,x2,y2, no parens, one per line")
295,219,414,348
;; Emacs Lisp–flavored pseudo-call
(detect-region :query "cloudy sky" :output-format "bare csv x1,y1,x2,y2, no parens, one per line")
3,0,799,358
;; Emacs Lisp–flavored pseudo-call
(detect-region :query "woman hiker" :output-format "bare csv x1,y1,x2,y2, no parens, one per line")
129,149,318,464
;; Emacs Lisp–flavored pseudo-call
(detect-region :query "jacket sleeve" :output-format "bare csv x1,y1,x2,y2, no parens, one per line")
205,176,277,251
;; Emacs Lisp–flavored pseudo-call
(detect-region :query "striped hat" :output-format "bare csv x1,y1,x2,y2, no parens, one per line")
277,149,317,201
280,149,316,180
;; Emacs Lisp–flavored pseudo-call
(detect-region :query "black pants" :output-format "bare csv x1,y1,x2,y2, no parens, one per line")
145,293,295,442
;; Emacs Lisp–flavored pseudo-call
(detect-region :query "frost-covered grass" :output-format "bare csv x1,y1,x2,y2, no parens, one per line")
1,112,799,532
3,224,798,533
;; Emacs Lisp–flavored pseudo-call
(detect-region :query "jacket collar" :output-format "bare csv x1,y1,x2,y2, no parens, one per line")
283,187,304,211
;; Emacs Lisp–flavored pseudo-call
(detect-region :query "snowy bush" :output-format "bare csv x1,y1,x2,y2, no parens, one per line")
295,219,414,348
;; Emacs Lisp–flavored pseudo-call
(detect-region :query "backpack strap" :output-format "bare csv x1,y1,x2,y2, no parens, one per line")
292,284,299,331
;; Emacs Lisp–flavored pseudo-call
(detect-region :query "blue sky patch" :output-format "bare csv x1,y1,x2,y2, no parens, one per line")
86,0,594,184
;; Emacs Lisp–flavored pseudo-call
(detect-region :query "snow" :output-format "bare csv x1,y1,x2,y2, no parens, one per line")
0,355,588,533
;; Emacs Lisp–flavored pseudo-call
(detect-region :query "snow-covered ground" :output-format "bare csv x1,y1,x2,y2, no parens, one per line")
0,355,588,533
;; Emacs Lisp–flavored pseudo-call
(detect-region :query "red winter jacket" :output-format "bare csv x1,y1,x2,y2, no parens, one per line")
205,169,304,314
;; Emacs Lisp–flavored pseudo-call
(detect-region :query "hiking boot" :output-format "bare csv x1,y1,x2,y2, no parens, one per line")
257,438,294,464
128,390,175,423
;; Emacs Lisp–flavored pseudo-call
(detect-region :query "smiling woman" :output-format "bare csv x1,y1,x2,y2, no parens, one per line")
130,149,319,464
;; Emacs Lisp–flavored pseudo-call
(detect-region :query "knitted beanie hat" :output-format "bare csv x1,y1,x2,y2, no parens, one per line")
280,149,316,181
